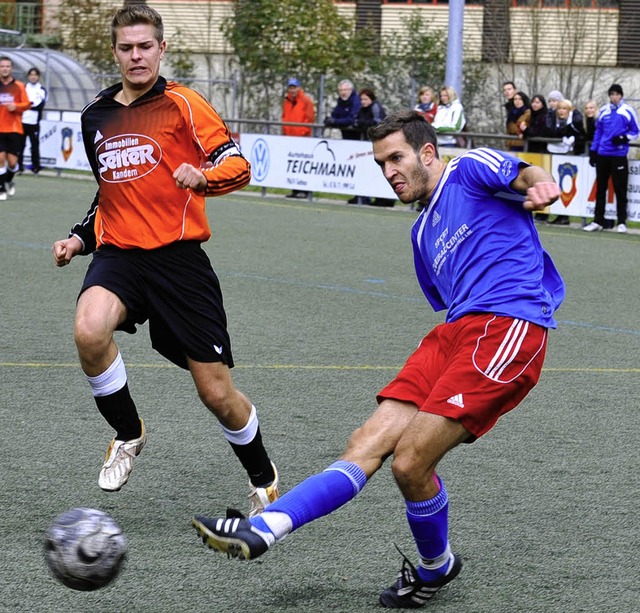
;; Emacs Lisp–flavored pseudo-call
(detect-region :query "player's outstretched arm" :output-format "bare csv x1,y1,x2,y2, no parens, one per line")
52,236,83,267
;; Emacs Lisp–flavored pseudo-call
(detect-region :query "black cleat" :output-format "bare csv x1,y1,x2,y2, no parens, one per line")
192,509,274,560
379,549,462,608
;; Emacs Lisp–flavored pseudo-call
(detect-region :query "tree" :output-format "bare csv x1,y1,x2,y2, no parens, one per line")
223,0,374,119
57,0,117,75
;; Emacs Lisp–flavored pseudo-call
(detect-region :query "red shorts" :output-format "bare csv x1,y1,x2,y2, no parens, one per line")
377,314,548,440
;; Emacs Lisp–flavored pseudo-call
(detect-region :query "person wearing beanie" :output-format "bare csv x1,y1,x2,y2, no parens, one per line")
584,83,640,233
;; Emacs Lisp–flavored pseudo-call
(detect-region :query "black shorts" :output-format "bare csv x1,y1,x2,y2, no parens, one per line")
0,132,23,156
80,241,234,370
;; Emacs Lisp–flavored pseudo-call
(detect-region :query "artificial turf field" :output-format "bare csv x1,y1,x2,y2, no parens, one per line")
1,173,638,613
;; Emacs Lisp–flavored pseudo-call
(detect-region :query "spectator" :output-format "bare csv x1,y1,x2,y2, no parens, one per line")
546,90,563,131
502,81,517,129
324,79,361,141
584,83,640,234
547,99,586,155
19,66,46,174
282,77,315,199
583,100,598,143
354,88,394,207
432,86,465,147
522,94,549,153
414,86,438,124
506,91,531,151
547,99,586,226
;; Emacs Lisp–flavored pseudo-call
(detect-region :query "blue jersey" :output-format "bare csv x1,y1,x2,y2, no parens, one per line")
412,148,565,328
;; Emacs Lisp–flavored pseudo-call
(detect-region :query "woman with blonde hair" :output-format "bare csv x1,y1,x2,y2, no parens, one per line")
414,86,438,124
432,86,466,146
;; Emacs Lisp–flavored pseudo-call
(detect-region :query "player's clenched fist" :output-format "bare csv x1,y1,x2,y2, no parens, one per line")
523,181,561,211
173,162,207,192
52,236,83,267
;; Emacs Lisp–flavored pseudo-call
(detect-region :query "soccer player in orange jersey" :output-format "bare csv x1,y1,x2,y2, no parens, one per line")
52,5,279,516
0,56,30,200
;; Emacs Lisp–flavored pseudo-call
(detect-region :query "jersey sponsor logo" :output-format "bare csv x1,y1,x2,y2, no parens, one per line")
96,133,161,183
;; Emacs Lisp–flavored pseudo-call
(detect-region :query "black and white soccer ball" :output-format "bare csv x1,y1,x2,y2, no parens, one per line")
44,507,126,591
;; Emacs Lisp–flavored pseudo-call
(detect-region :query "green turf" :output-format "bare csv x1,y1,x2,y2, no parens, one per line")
1,174,638,612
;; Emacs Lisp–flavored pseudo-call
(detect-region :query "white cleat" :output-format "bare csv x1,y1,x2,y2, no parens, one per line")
99,419,146,492
248,462,279,517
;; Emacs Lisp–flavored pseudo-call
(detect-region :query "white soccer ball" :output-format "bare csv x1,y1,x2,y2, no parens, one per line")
44,507,126,591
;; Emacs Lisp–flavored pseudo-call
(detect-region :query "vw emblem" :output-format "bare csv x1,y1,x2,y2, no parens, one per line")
250,138,270,182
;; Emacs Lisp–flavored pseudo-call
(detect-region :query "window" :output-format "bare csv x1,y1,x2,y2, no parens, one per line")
511,0,618,7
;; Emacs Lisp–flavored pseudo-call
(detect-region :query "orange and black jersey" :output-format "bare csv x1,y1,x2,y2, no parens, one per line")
71,77,251,253
0,77,30,134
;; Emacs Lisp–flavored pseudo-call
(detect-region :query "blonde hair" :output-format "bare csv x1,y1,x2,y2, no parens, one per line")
557,99,573,111
439,86,458,103
418,86,436,100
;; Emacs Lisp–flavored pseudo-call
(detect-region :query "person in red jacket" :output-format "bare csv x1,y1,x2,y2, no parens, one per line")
0,56,31,200
282,77,315,198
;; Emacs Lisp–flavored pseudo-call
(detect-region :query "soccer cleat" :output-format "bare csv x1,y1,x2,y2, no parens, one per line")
98,419,146,492
7,182,15,197
379,550,462,609
583,221,603,232
616,223,627,233
248,462,279,517
192,509,274,560
0,191,6,201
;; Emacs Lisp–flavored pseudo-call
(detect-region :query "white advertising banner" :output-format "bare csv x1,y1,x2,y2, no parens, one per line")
239,133,397,199
547,154,640,221
23,112,92,172
20,120,640,222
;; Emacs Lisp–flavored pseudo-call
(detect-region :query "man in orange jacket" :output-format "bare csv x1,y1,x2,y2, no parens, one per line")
282,77,315,198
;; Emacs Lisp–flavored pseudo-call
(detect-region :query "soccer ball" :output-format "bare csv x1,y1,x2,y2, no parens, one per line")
44,507,126,591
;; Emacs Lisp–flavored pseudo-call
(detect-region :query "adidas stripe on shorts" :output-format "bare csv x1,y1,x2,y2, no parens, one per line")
377,314,548,440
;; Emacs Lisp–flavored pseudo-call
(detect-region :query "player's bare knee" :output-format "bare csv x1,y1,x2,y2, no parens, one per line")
73,318,110,358
391,453,426,490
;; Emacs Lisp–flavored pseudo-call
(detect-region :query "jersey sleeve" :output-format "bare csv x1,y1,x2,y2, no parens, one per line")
69,190,99,255
457,148,527,197
171,86,251,197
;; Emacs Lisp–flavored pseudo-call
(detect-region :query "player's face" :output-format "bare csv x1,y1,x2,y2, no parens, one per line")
373,131,435,204
0,60,13,79
112,24,166,91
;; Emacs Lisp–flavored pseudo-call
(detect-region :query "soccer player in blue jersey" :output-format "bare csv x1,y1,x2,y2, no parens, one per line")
192,111,565,609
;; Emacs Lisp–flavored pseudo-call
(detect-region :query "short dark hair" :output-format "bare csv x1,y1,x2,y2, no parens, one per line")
28,67,40,76
111,4,164,46
368,111,438,156
359,88,376,101
0,56,13,65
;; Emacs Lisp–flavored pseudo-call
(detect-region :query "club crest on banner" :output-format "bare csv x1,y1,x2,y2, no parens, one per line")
556,162,578,208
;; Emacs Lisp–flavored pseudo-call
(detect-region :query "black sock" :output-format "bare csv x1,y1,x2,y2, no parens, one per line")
229,427,275,487
94,383,141,441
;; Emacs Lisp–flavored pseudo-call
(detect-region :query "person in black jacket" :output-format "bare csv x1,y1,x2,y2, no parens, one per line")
324,79,361,141
547,99,586,225
353,88,394,207
521,94,549,153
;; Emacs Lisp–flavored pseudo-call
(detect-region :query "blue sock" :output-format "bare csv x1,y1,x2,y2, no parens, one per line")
250,460,367,532
405,477,453,582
